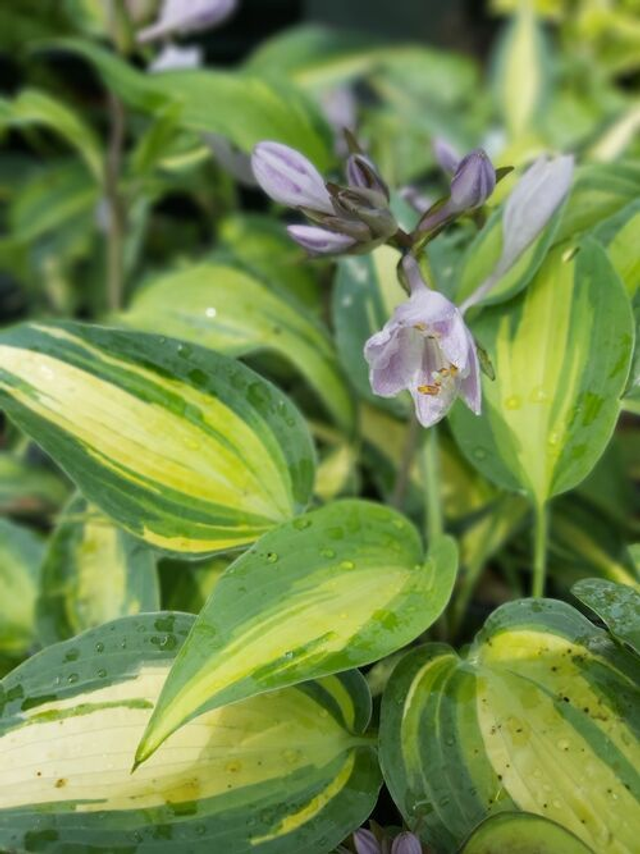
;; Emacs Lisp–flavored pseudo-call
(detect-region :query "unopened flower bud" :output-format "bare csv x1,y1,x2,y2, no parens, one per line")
251,142,334,214
391,832,423,854
433,137,460,175
138,0,237,43
330,187,397,241
287,225,356,256
450,148,496,211
149,44,202,73
353,828,382,854
346,153,390,199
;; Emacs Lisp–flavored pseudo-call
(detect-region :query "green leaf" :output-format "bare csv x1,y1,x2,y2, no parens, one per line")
380,599,640,854
0,322,315,557
0,452,69,518
449,239,635,506
0,518,43,657
50,39,334,169
492,3,550,138
0,612,380,853
36,495,160,645
0,89,102,181
555,163,640,244
219,214,321,311
594,198,640,297
455,195,565,309
136,501,458,764
121,261,355,432
460,812,595,854
572,578,640,656
333,246,408,415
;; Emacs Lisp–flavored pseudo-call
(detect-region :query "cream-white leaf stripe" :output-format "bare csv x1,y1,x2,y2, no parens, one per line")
0,322,315,557
136,500,458,764
0,612,380,853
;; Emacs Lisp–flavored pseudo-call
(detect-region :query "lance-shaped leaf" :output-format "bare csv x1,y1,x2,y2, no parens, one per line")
333,246,408,416
572,578,640,657
0,322,315,557
0,612,380,853
49,39,333,170
0,518,43,657
449,239,634,506
36,495,160,646
121,261,355,432
136,500,458,764
380,599,640,854
594,197,640,298
460,813,595,854
492,2,549,138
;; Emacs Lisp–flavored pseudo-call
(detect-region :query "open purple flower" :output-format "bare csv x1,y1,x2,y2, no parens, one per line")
365,257,481,428
138,0,237,43
252,141,397,257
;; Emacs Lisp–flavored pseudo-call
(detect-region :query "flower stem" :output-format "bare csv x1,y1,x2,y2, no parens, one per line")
104,91,127,313
391,413,421,510
422,425,442,542
532,501,548,597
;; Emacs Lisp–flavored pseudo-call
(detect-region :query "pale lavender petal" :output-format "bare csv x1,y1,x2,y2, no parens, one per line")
411,381,457,428
354,828,382,854
252,141,333,213
498,154,574,276
460,154,575,313
391,832,423,854
459,329,482,414
149,44,202,73
435,309,472,373
400,185,432,215
287,225,355,256
365,326,423,397
450,148,496,211
320,85,357,135
433,137,460,175
206,134,257,186
138,0,237,42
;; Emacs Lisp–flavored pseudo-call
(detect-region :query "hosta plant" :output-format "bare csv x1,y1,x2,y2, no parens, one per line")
0,1,638,852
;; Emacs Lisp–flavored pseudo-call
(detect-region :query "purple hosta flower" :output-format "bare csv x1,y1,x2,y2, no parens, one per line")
365,257,481,428
138,0,237,43
149,43,202,72
319,85,358,156
432,137,461,175
391,832,423,854
354,828,382,854
252,141,397,257
418,148,496,237
460,154,575,312
205,134,257,187
346,153,390,199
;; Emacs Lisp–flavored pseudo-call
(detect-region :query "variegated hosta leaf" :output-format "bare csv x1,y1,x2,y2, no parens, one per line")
0,518,43,657
121,261,355,432
572,579,640,657
36,495,160,645
461,812,594,854
594,198,640,297
454,197,565,309
0,613,380,853
380,599,640,854
449,239,635,506
493,2,549,138
136,500,458,764
0,322,315,557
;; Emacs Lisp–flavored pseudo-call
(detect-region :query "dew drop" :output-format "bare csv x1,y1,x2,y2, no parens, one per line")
473,447,488,461
205,307,217,319
339,560,355,571
266,552,279,564
283,749,302,765
225,760,242,773
67,673,79,684
320,547,336,559
293,518,311,531
558,739,570,751
97,669,107,678
95,642,105,653
505,394,522,410
530,386,549,404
